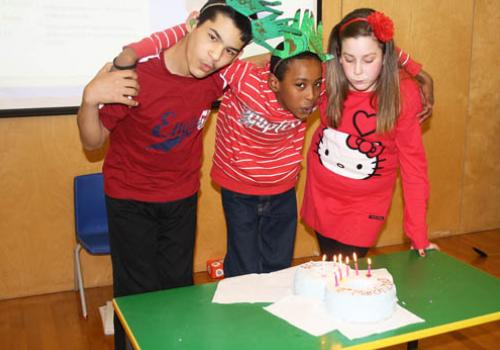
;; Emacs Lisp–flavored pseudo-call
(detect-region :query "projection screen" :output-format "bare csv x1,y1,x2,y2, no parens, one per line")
0,0,319,117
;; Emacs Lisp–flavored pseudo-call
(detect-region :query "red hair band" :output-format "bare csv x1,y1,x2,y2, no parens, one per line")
339,11,394,43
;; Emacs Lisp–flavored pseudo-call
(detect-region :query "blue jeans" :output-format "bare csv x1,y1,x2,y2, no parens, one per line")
221,187,297,277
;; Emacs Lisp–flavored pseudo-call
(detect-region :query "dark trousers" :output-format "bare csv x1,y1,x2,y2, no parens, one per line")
221,187,297,277
315,232,369,258
105,194,197,350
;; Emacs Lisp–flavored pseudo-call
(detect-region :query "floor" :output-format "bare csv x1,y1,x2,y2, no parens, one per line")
0,230,498,349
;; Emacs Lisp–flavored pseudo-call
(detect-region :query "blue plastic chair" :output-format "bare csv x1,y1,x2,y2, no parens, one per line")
74,173,110,319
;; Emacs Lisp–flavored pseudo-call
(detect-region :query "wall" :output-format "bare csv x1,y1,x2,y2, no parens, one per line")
0,0,498,299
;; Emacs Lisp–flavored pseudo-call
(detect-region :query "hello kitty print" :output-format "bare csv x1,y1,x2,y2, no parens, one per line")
316,111,385,180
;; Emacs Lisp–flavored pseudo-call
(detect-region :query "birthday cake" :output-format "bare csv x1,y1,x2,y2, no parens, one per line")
293,261,336,299
293,260,397,323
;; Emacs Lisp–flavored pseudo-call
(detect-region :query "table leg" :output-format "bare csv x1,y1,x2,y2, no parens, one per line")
126,337,134,350
407,340,418,350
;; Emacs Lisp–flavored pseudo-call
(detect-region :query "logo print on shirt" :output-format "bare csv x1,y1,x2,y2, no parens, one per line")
148,110,203,152
239,108,302,134
197,109,210,130
317,128,384,180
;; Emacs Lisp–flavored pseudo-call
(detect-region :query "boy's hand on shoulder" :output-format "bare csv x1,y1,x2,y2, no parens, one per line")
415,69,434,123
83,63,139,107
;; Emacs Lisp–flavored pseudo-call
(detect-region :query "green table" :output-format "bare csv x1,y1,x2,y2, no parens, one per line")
113,251,500,349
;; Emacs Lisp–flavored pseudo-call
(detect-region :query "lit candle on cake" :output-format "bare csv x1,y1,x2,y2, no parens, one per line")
334,271,339,287
367,257,372,277
338,265,343,280
322,254,326,274
353,253,359,276
345,256,350,278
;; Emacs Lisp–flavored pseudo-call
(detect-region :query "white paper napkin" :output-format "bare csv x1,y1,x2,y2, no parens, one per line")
265,296,424,339
212,266,297,304
264,295,340,336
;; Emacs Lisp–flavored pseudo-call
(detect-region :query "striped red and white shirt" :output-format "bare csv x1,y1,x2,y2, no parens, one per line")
211,60,309,195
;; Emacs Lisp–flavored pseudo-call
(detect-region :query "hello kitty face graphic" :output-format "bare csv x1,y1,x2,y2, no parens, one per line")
317,128,384,180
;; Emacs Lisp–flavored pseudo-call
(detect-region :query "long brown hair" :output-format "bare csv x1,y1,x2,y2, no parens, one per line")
325,8,400,133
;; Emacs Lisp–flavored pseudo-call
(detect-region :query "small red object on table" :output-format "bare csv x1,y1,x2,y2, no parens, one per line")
207,258,224,279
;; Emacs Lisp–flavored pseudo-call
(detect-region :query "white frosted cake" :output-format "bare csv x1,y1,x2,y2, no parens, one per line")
293,261,397,323
293,261,336,299
325,274,397,323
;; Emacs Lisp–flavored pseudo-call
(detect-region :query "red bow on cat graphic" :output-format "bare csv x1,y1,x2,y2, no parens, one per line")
346,135,384,158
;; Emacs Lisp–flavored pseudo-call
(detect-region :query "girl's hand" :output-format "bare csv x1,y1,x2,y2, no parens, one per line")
186,11,199,31
412,242,440,257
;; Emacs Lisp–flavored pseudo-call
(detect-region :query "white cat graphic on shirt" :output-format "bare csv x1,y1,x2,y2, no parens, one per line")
317,128,384,180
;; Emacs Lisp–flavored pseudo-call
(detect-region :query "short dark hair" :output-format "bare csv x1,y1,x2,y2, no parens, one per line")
270,42,322,80
199,0,253,45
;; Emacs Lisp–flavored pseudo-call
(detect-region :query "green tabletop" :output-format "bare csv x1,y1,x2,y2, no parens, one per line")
114,250,500,350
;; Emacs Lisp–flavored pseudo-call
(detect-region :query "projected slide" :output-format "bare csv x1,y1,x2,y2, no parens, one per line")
0,0,317,114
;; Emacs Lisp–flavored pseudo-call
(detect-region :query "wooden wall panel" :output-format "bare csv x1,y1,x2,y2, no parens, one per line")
460,0,500,232
194,111,228,271
0,0,498,299
0,116,111,299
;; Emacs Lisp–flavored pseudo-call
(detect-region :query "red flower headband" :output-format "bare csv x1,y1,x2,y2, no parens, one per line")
339,11,394,43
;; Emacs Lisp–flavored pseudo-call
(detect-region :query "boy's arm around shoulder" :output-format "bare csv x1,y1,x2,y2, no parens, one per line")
414,69,434,123
397,48,434,122
113,16,193,68
77,63,139,150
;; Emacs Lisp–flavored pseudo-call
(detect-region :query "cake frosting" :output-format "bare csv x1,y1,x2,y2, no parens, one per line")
325,274,397,323
293,261,397,323
293,261,337,299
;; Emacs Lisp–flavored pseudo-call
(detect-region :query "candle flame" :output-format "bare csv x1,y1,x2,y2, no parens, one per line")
353,252,357,261
346,256,349,264
339,253,342,262
368,257,372,265
322,254,327,262
333,255,337,263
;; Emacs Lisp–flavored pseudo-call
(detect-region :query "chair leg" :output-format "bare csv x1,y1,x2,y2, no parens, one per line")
74,243,88,319
74,248,79,291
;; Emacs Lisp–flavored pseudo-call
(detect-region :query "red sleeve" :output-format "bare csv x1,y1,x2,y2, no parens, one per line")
126,24,188,58
396,78,430,250
396,47,422,77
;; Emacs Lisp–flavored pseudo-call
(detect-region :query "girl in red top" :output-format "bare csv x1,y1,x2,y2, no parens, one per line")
301,8,439,259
